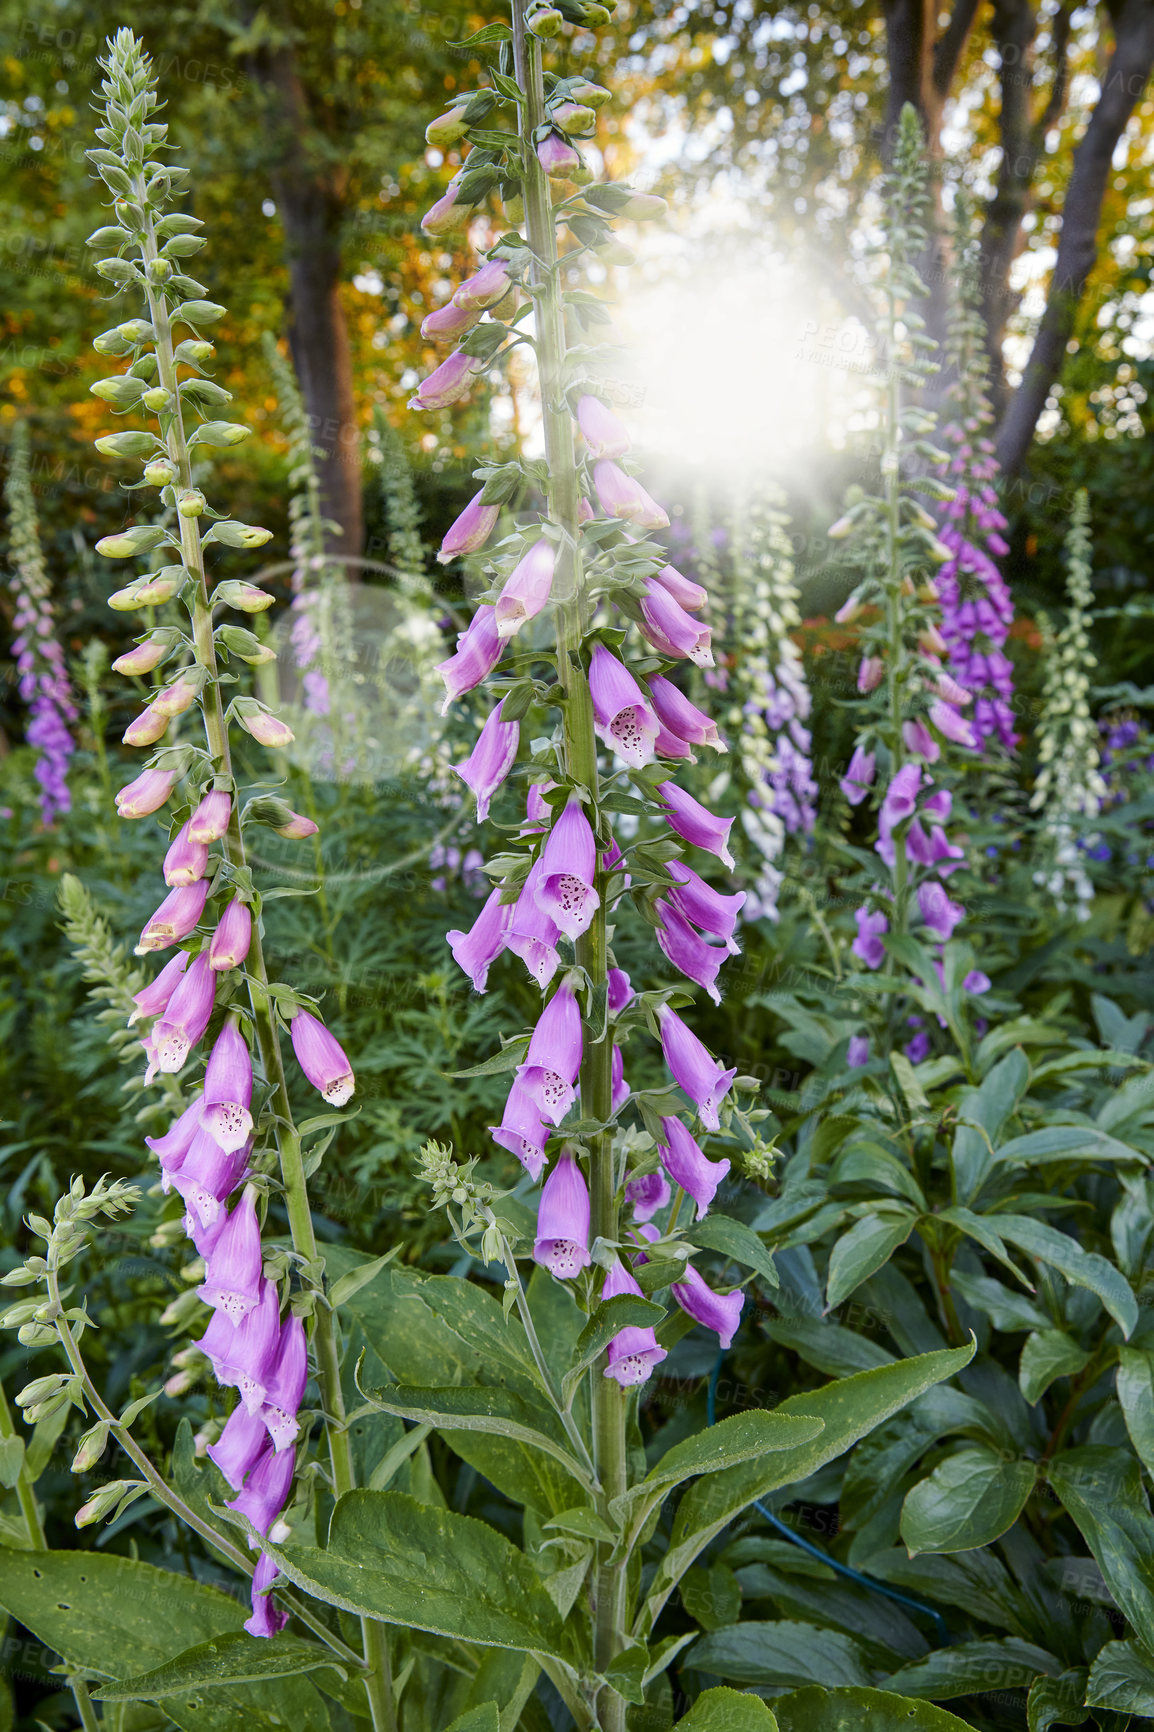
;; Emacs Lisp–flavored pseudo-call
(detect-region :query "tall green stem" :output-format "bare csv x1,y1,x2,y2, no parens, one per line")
511,13,627,1724
0,1377,46,1550
133,195,395,1732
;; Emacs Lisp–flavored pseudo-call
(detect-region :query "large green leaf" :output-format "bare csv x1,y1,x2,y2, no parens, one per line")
953,1049,1031,1203
900,1447,1035,1554
267,1490,575,1662
1086,1640,1154,1715
0,1550,331,1730
686,1216,779,1288
773,1686,975,1730
617,1409,825,1518
885,1639,1061,1700
992,1215,1138,1337
825,1211,914,1309
360,1384,589,1488
445,1707,501,1732
1019,1331,1091,1405
688,1621,871,1690
1117,1347,1154,1478
998,1126,1146,1166
93,1633,345,1701
1049,1447,1154,1642
640,1343,974,1631
677,1686,779,1728
1027,1669,1091,1732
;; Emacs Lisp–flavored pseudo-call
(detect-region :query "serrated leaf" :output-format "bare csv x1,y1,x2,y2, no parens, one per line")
686,1215,779,1288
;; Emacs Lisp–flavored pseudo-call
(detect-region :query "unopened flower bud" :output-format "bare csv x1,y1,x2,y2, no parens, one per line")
142,386,172,411
425,106,470,147
147,256,172,283
96,525,168,559
551,100,596,135
528,6,563,34
144,457,177,487
178,489,206,518
211,580,274,613
152,667,205,718
75,1480,138,1528
234,700,294,748
117,320,155,343
570,79,611,107
123,702,170,747
111,630,179,676
72,1423,110,1474
216,624,276,665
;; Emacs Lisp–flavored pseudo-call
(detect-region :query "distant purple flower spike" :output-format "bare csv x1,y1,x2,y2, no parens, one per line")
129,949,188,1025
657,1006,735,1132
506,859,562,989
589,644,660,767
666,861,745,953
647,676,725,751
290,1009,355,1106
517,980,582,1125
152,953,215,1073
201,1021,254,1152
902,718,940,763
435,606,503,714
533,1150,592,1279
626,1169,670,1222
206,1402,268,1492
906,1029,931,1063
199,1189,263,1324
453,698,519,821
656,900,725,1004
840,746,876,806
261,1312,308,1451
536,798,600,939
918,881,964,941
490,1075,548,1181
602,1260,667,1386
852,906,888,969
658,1116,730,1219
671,1262,744,1348
847,1034,870,1067
657,782,735,871
448,886,512,993
964,970,991,994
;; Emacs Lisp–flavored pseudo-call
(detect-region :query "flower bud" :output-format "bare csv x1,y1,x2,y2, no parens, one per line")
217,624,276,665
142,386,172,411
175,339,215,363
95,430,157,457
111,630,179,676
178,489,206,518
147,256,172,283
144,457,177,487
528,6,563,34
75,1480,139,1528
93,326,135,357
117,319,155,343
152,666,206,718
123,702,170,748
570,79,611,107
188,788,231,843
211,520,273,549
116,765,178,818
425,106,470,147
174,300,226,325
72,1423,110,1474
208,898,252,972
551,100,596,135
96,525,168,559
234,700,295,748
211,580,274,613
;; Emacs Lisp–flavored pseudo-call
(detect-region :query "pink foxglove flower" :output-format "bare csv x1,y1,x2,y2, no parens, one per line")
607,966,634,1012
137,880,209,953
435,606,503,713
247,1551,289,1641
964,970,991,994
625,1170,670,1222
199,1189,263,1324
163,820,209,888
929,698,976,749
198,1279,280,1413
209,898,252,972
537,130,581,177
410,347,477,411
206,1402,268,1491
490,1076,548,1181
172,1128,250,1233
533,1150,592,1278
495,540,555,639
847,1034,870,1067
188,789,231,844
453,698,519,821
666,861,745,953
506,859,562,989
612,1042,629,1112
858,656,884,694
448,887,512,993
225,1436,295,1536
237,707,294,749
651,564,707,612
852,906,888,969
146,1097,203,1181
840,746,876,806
439,490,500,563
602,1260,667,1387
577,394,631,459
123,702,169,747
654,725,694,760
421,300,481,342
129,949,188,1025
918,881,964,941
902,718,940,763
202,1021,255,1152
152,953,215,1072
589,645,659,767
647,676,725,751
656,901,725,1004
592,459,668,530
536,798,600,938
517,980,582,1125
657,782,735,871
658,1116,730,1219
639,584,713,667
671,1261,744,1348
657,1006,736,1132
273,810,318,840
452,258,512,311
116,765,177,818
290,1009,355,1106
261,1312,308,1452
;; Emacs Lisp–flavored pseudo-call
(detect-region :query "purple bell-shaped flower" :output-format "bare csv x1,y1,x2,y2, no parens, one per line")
533,1150,592,1279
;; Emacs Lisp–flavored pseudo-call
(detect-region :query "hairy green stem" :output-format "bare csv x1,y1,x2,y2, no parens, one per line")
495,1225,600,1484
511,13,627,1724
128,186,394,1732
0,1376,47,1549
70,1677,101,1732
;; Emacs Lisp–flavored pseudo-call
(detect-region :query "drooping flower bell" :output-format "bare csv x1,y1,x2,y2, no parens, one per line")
625,1169,670,1222
198,1278,280,1413
577,394,631,460
172,1127,250,1234
225,1435,296,1538
658,1116,730,1219
163,820,209,888
657,782,735,871
852,905,888,969
409,347,478,411
246,1551,289,1640
651,563,708,612
290,1009,355,1106
206,1401,268,1491
601,1260,667,1387
188,788,231,844
918,880,964,941
536,797,600,939
647,676,725,751
146,1096,203,1183
208,897,252,972
137,881,209,953
453,258,512,311
495,540,556,640
506,859,562,989
655,900,725,1004
611,1042,629,1113
202,1020,255,1152
448,886,512,993
639,584,713,667
840,746,876,806
592,459,669,530
490,1075,548,1181
116,765,177,819
453,698,519,821
151,952,215,1073
533,1150,592,1279
438,490,500,564
129,949,188,1025
516,979,582,1125
198,1188,263,1324
260,1311,308,1452
589,644,659,767
607,966,634,1012
657,1006,736,1132
435,606,503,713
665,862,745,954
670,1261,744,1348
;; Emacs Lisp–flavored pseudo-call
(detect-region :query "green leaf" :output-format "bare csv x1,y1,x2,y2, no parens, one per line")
0,1438,24,1489
950,1268,1045,1332
992,1214,1138,1337
267,1490,574,1662
677,1686,779,1729
953,1049,1031,1202
452,20,513,45
543,1506,617,1544
327,1248,398,1310
445,1707,501,1732
686,1216,779,1288
1118,1347,1154,1477
1027,1669,1091,1732
689,1621,870,1690
1048,1447,1154,1639
641,1342,974,1630
449,1035,530,1079
900,1447,1035,1554
825,1211,914,1309
1019,1331,1091,1405
774,1688,974,1732
998,1126,1146,1166
0,1549,331,1730
1086,1640,1154,1715
563,1294,664,1407
890,1051,930,1110
885,1639,1061,1700
360,1384,589,1486
629,1409,824,1509
93,1633,345,1700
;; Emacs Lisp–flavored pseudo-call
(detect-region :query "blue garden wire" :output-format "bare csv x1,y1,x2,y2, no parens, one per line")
706,1355,952,1648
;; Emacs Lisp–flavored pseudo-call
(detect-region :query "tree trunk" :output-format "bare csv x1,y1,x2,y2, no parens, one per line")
995,0,1154,471
246,45,362,562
